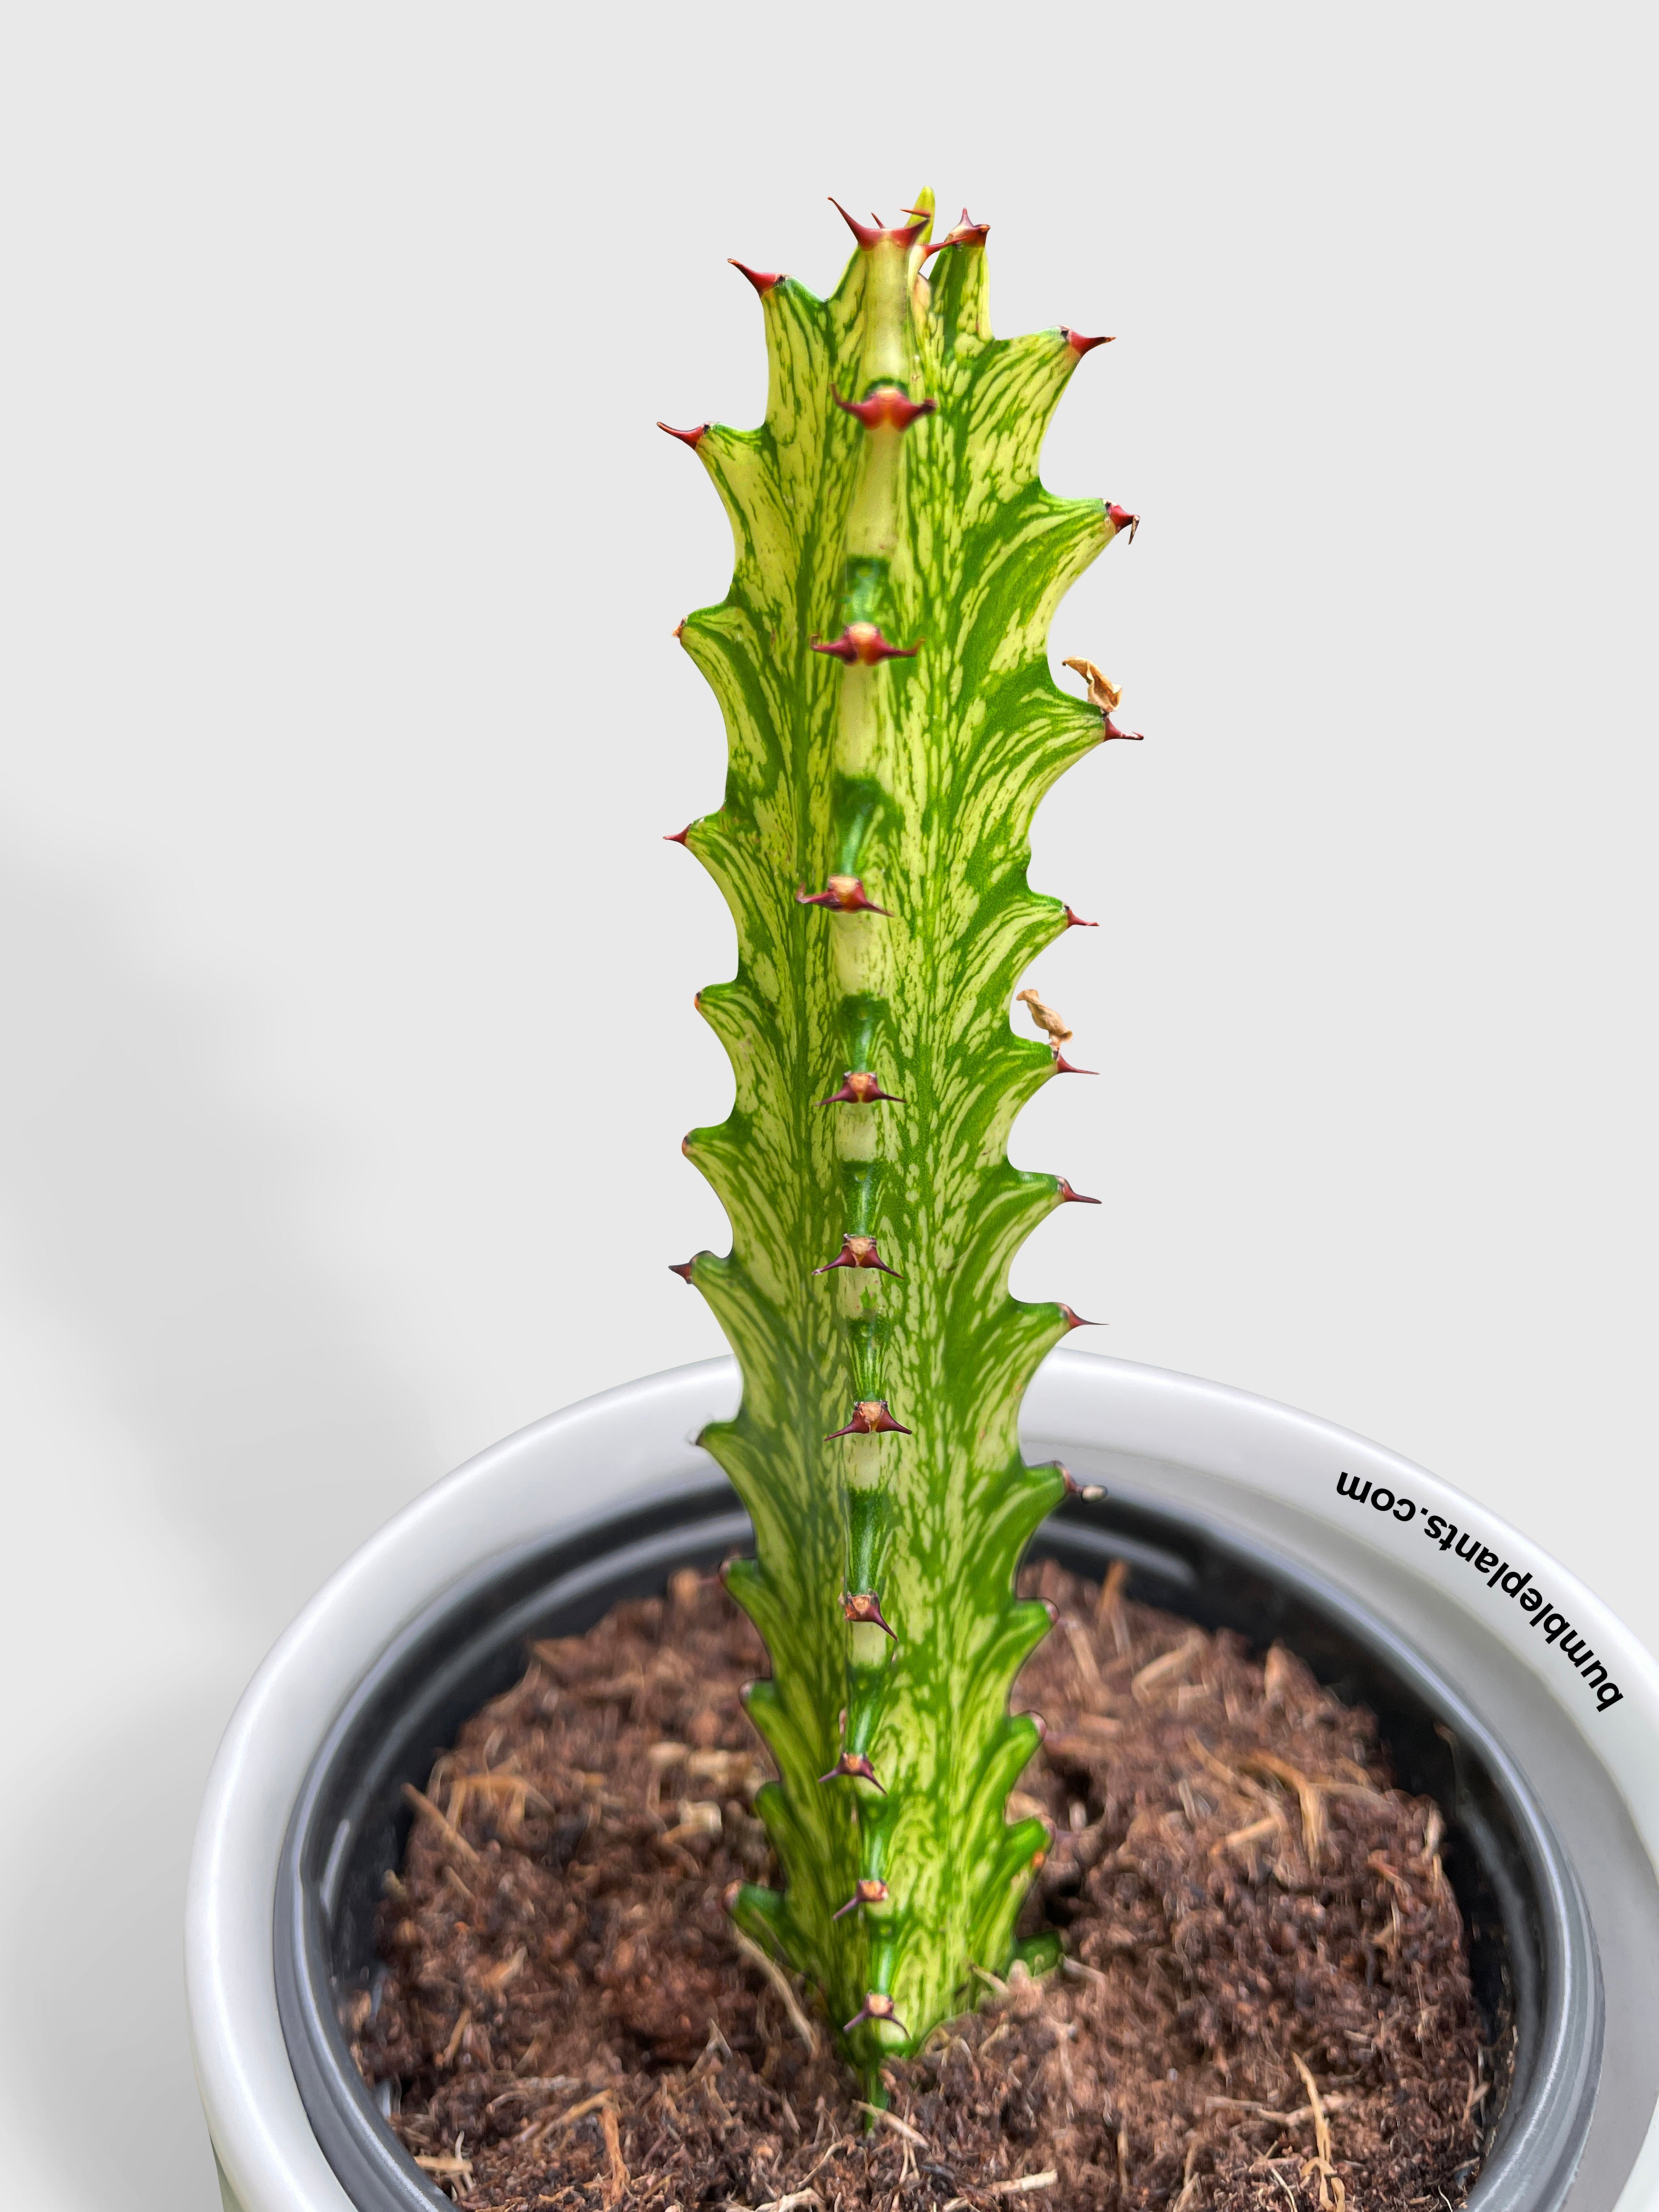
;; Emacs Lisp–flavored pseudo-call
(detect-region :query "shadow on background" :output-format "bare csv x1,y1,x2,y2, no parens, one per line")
0,840,434,1607
11,1688,242,2208
0,841,440,2208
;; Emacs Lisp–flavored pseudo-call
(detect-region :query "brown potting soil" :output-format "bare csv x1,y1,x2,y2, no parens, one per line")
356,1560,1491,2211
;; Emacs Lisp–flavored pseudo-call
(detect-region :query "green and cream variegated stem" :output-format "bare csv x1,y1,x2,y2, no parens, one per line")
664,189,1137,2089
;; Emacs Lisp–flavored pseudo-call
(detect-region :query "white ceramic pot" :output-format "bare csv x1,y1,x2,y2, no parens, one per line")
186,1352,1659,2212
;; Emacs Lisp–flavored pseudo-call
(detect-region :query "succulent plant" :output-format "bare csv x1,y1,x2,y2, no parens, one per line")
664,188,1139,2091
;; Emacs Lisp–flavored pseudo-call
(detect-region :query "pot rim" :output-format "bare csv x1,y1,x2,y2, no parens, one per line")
187,1351,1659,2212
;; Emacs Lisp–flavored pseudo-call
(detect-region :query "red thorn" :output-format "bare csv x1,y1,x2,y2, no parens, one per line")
1051,1051,1098,1076
668,1259,696,1284
814,1234,901,1279
828,198,882,249
1028,1711,1048,1742
1041,1597,1060,1626
922,207,990,259
819,1750,886,1792
664,824,691,845
672,618,687,640
1057,1304,1100,1331
680,1134,695,1155
832,386,938,433
796,875,891,915
820,1070,904,1105
828,198,927,251
832,1878,890,1920
1107,503,1141,543
826,1399,912,1440
723,1880,744,1912
656,420,709,449
1101,715,1144,743
1060,1464,1106,1502
811,623,923,666
843,1990,905,2033
729,258,783,296
1062,905,1097,929
1062,329,1115,357
1031,1847,1048,1871
1054,1178,1101,1206
842,1590,898,1638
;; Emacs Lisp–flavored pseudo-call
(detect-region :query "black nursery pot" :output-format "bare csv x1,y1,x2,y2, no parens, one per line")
275,1477,1601,2212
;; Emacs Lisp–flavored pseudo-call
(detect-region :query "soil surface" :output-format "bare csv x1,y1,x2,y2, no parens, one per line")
357,1560,1489,2211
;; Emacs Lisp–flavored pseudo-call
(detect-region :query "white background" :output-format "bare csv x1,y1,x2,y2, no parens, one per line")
1,6,1653,2206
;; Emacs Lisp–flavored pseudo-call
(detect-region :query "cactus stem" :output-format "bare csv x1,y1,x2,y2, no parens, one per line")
656,420,709,448
1107,503,1141,541
842,1590,898,1637
1062,905,1097,928
828,198,929,252
827,1399,911,1439
796,876,891,914
811,623,923,665
668,187,1138,2080
1054,1178,1101,1205
820,1751,887,1792
833,1878,891,1918
922,208,990,258
814,1234,901,1278
729,258,783,296
832,386,938,433
1057,1304,1100,1331
820,1071,904,1105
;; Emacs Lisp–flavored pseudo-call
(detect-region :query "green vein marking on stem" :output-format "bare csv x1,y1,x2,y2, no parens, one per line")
667,189,1137,2091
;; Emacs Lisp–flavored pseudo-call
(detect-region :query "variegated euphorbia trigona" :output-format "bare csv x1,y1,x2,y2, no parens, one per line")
664,188,1138,2089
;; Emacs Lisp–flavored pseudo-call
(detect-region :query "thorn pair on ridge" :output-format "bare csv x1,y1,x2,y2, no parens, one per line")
812,622,921,665
827,1400,910,1438
797,876,889,915
842,1590,896,1638
814,1234,900,1279
820,1749,885,1791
